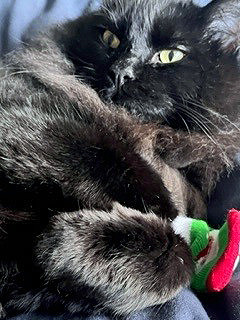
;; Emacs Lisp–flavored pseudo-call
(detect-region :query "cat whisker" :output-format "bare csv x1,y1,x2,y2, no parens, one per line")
181,96,240,133
191,101,240,133
141,197,149,214
79,74,97,82
168,92,226,133
98,88,108,96
81,65,96,72
0,70,33,80
177,97,220,131
177,114,191,135
75,57,95,68
181,104,219,134
159,110,171,125
175,104,218,145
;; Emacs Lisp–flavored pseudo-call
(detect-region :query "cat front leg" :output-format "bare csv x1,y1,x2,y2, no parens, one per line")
149,126,240,195
0,105,180,219
3,205,193,317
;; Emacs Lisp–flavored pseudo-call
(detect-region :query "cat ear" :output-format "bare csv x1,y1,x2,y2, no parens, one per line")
204,0,240,54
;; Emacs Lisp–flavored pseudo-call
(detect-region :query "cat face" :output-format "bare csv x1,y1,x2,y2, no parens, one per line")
61,0,240,130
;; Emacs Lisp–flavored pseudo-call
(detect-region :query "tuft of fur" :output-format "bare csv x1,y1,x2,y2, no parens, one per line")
204,0,240,53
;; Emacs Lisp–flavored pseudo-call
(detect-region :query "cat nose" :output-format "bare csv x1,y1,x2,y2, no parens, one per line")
110,65,136,89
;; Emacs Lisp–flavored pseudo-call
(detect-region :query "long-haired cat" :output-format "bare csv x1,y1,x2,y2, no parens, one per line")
0,0,239,317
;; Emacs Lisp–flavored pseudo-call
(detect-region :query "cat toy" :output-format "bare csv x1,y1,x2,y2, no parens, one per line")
172,209,240,292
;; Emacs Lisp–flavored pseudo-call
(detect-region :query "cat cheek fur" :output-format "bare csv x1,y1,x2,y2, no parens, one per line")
36,204,194,315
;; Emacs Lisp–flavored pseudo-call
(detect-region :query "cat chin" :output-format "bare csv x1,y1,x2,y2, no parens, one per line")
34,205,193,315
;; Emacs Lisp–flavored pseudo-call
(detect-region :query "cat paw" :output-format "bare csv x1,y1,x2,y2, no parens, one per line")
35,204,194,315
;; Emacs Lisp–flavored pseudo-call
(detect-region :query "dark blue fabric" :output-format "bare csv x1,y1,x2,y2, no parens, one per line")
0,0,101,55
8,289,209,320
207,166,240,228
1,0,240,319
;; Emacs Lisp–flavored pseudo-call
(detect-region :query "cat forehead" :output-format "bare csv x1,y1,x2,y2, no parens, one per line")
100,0,197,39
101,0,192,21
100,0,198,48
101,0,191,11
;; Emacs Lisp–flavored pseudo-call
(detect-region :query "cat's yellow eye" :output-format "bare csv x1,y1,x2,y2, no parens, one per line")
151,49,186,65
159,49,185,64
103,30,120,49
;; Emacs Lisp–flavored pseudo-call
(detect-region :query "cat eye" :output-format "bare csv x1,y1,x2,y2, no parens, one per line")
151,49,186,65
102,30,120,49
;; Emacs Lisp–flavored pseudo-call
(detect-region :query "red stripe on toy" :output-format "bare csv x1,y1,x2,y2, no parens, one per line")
197,238,213,260
207,209,240,292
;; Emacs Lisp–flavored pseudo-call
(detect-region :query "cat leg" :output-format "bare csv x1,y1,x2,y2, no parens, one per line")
150,126,240,195
3,205,194,317
0,105,180,219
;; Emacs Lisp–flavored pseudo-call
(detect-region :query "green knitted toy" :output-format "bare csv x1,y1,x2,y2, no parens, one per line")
172,209,240,292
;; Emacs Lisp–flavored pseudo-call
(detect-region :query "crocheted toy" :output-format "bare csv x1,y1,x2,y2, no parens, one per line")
172,209,240,292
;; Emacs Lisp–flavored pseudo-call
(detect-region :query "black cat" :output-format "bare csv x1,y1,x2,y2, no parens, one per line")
0,0,239,317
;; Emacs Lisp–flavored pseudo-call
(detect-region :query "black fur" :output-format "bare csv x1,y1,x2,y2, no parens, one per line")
57,0,240,127
0,0,239,318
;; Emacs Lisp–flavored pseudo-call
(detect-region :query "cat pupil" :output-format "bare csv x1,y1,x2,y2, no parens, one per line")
169,51,174,62
108,34,114,46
